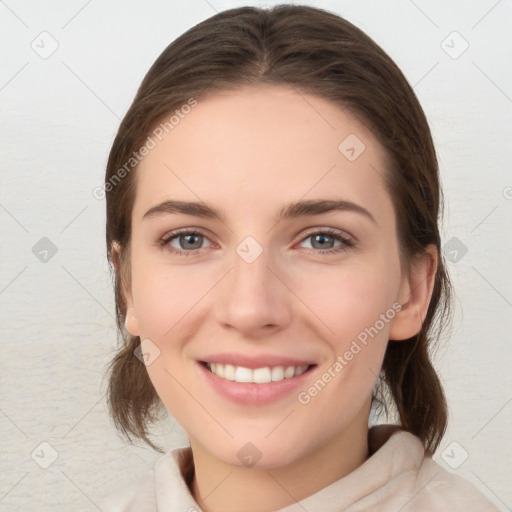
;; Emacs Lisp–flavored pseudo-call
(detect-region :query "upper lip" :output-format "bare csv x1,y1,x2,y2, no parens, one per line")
199,353,316,369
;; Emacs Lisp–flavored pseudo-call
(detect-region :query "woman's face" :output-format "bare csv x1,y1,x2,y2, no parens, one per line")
123,84,416,468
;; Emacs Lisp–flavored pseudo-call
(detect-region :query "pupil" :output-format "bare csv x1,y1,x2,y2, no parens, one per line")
314,234,332,249
182,234,201,249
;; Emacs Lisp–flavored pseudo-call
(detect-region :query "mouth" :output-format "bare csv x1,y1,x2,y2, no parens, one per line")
201,361,315,383
197,358,318,405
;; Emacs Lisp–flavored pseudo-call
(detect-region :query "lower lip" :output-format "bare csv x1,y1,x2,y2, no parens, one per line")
197,362,316,405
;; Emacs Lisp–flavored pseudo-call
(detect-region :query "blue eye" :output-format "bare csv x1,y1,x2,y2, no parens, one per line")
161,229,211,256
160,227,354,257
298,228,354,255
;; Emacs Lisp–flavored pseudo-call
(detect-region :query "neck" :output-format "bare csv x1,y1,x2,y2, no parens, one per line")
189,409,370,512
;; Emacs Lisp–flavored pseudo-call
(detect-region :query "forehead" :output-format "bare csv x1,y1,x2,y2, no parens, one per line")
133,84,393,223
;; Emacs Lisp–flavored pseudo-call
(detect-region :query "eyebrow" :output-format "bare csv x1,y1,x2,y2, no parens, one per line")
142,198,377,225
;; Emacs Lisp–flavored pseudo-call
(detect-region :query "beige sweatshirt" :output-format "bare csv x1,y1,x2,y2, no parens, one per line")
80,425,499,511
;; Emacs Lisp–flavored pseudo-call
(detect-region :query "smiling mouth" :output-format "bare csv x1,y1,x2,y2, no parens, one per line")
202,362,316,384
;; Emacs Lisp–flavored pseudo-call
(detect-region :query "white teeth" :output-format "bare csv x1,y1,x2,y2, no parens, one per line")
207,363,310,383
224,364,236,381
253,367,272,383
235,366,253,383
271,366,284,381
284,366,295,379
215,363,225,378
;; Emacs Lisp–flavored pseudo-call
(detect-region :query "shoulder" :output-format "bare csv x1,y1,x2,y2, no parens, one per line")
409,456,500,511
387,431,499,511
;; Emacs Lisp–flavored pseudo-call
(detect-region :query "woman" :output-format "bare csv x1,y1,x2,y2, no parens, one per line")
84,5,498,511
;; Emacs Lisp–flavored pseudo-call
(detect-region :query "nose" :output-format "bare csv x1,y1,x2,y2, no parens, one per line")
213,244,293,338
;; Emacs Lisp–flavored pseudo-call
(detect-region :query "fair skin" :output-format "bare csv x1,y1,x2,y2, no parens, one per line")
117,84,437,512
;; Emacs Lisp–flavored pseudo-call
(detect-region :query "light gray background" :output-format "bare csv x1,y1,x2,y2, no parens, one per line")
1,1,511,511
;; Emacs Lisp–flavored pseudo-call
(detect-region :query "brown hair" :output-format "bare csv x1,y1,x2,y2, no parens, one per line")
105,4,451,455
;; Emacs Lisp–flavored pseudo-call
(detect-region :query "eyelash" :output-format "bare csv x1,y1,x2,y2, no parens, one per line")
159,227,355,257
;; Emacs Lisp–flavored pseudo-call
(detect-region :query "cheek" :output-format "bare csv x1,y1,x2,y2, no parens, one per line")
297,259,401,345
294,270,396,426
145,358,195,427
131,261,212,338
294,259,401,401
133,269,206,423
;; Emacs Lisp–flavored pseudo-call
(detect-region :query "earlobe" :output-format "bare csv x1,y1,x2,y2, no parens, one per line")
125,306,141,337
389,245,438,341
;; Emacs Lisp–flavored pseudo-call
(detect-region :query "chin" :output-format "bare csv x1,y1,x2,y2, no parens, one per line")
196,430,318,470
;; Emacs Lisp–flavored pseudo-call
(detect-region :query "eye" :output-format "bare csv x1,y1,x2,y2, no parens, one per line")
159,227,355,257
298,228,355,255
160,228,212,256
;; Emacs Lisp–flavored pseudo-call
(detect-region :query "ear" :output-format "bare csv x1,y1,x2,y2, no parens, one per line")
389,244,438,341
111,241,141,337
